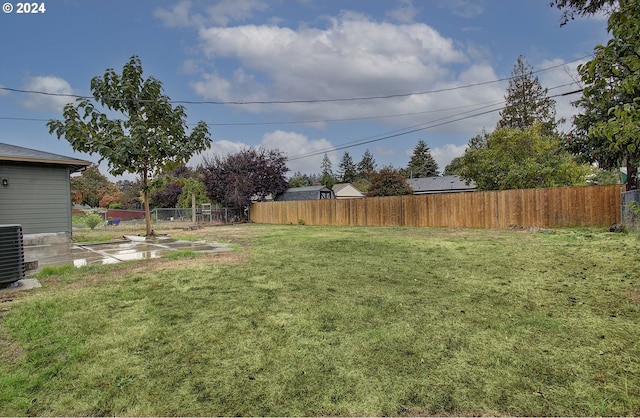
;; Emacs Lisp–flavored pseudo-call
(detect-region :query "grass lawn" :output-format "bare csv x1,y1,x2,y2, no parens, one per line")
1,224,639,416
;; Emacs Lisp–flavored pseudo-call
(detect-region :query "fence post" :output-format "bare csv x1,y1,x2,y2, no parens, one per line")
192,193,196,224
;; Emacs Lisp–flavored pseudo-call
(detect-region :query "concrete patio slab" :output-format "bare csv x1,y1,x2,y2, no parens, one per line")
24,236,232,271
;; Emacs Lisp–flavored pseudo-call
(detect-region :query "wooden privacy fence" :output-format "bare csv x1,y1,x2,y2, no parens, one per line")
250,184,624,229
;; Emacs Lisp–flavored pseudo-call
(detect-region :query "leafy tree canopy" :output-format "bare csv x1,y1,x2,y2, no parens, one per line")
203,148,289,217
288,171,320,188
367,167,413,197
459,124,591,190
177,178,209,209
48,55,211,235
116,179,143,210
550,0,618,25
70,164,117,208
571,0,640,190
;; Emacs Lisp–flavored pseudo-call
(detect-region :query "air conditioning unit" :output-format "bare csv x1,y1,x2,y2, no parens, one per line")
0,224,25,285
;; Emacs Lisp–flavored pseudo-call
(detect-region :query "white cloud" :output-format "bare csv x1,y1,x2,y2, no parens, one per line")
432,143,467,172
387,0,419,23
155,0,268,28
261,130,337,175
154,1,197,27
190,12,495,132
21,76,74,111
439,0,485,18
193,132,336,176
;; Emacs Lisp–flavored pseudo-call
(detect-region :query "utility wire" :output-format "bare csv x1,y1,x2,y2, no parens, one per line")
0,54,591,106
0,82,581,127
286,88,582,161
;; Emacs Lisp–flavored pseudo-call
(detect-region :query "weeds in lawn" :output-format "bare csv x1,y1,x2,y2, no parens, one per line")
1,225,639,416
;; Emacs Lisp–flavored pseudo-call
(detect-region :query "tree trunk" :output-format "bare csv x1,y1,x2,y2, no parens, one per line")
143,170,153,236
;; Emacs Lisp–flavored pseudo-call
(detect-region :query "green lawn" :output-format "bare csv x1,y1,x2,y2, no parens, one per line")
1,224,639,416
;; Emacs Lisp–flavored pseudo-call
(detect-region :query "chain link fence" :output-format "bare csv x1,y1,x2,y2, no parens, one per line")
75,206,242,230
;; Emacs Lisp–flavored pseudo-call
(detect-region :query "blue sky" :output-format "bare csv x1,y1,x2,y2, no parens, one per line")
0,0,610,180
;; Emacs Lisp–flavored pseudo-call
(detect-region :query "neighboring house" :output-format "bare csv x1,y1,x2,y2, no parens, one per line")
333,183,365,199
407,175,476,195
0,142,91,242
274,185,335,201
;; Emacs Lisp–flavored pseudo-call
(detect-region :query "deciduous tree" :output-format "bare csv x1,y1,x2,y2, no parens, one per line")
48,55,211,236
70,164,115,208
550,0,617,25
568,0,640,190
459,124,590,190
203,148,289,218
367,167,413,197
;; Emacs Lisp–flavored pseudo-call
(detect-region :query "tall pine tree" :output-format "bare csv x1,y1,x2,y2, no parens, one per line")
320,153,337,188
405,140,439,178
497,55,560,136
357,149,377,178
337,151,358,183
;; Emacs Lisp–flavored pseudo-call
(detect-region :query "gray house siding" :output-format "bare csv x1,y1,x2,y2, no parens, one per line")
0,162,72,235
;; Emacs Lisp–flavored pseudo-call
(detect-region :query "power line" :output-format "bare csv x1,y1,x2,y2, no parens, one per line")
0,54,592,106
286,88,582,161
288,106,506,161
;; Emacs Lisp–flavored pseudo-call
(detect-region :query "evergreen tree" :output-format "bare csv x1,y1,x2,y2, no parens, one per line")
337,151,358,183
357,149,377,178
497,55,560,136
320,153,337,188
405,139,439,178
288,171,319,187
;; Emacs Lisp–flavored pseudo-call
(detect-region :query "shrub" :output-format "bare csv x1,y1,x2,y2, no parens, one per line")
84,213,103,230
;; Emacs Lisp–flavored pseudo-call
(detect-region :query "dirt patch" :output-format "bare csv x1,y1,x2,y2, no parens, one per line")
629,288,640,306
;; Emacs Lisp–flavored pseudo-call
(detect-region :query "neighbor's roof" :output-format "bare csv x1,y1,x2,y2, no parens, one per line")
274,185,334,201
0,142,91,172
332,183,364,197
407,175,476,194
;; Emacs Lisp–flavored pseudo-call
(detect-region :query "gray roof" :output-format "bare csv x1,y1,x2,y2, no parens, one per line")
407,175,476,194
274,185,334,201
0,142,91,172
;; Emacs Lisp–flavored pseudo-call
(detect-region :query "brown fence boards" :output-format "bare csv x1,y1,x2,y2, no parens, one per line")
250,184,624,229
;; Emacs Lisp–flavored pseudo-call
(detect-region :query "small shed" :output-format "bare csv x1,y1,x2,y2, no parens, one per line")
333,183,364,199
274,185,335,201
0,142,91,240
407,175,476,195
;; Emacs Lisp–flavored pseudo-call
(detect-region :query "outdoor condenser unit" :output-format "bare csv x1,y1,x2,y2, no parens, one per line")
0,224,25,285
